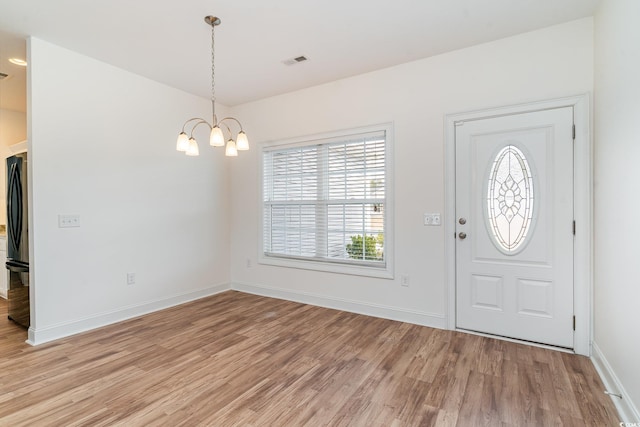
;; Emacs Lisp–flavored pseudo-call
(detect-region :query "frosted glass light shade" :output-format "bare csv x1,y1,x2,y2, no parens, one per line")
236,131,249,151
176,132,189,152
186,138,200,156
210,126,225,147
225,139,238,157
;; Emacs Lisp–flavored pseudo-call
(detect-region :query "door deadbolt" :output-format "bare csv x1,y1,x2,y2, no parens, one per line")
458,232,467,240
458,218,467,225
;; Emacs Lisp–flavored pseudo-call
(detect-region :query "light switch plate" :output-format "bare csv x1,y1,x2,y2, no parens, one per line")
58,215,80,228
423,213,441,226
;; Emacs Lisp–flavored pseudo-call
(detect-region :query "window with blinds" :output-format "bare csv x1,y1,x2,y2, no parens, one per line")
262,128,389,271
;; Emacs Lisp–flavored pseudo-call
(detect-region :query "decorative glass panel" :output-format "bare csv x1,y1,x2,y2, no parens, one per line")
486,145,534,253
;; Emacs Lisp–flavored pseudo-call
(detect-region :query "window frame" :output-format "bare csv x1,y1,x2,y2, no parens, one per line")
259,123,394,279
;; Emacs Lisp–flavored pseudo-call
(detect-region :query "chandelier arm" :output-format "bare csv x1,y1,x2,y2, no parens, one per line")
181,117,209,133
218,116,245,132
188,119,213,137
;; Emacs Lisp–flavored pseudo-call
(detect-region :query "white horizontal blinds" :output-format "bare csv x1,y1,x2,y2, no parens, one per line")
263,130,386,266
264,146,319,257
327,134,385,263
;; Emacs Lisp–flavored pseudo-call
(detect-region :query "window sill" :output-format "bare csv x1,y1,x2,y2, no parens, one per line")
258,254,394,279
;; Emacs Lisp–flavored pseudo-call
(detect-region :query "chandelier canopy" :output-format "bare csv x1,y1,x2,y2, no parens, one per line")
176,16,249,157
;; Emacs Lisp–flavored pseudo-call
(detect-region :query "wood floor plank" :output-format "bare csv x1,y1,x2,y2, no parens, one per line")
0,292,621,425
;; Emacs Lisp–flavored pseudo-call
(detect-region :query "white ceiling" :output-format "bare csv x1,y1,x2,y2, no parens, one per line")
0,0,599,113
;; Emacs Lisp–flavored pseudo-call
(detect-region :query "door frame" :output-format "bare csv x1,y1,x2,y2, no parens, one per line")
444,94,591,356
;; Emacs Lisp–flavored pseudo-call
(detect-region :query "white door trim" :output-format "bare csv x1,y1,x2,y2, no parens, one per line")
444,94,592,356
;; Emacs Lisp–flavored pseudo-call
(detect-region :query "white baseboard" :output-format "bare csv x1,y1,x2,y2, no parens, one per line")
27,283,231,345
231,281,446,329
25,281,445,346
591,341,640,422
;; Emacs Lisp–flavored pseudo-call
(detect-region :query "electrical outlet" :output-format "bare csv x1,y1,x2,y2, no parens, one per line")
246,258,252,268
401,275,410,287
127,272,136,285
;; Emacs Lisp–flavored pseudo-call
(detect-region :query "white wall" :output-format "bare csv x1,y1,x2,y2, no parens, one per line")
0,108,27,224
228,19,594,326
593,0,640,419
28,38,231,343
0,109,26,147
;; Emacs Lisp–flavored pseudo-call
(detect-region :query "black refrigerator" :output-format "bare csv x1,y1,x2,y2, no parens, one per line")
6,152,29,328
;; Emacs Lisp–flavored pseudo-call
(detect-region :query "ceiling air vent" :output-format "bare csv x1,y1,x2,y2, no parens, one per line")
282,55,308,66
0,72,10,81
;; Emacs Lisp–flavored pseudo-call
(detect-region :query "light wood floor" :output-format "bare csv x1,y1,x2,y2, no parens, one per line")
0,292,619,426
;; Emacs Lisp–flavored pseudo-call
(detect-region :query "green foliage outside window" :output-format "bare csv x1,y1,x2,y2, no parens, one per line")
346,234,384,261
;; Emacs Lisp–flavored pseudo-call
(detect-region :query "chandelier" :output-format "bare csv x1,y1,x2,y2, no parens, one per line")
176,16,249,157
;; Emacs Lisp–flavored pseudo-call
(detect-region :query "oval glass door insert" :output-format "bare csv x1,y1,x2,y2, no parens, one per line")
486,144,534,253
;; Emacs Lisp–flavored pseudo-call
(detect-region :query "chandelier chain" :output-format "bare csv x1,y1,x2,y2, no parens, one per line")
210,20,216,124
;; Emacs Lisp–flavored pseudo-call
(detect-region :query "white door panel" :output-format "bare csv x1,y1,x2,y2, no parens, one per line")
455,107,574,348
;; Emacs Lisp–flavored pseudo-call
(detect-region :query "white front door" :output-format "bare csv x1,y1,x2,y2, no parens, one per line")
455,107,574,348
